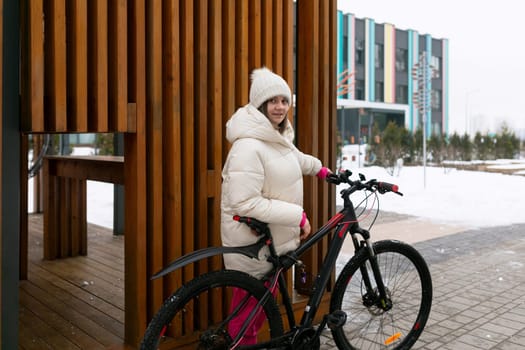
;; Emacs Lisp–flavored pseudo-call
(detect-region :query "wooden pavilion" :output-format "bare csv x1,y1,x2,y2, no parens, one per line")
0,0,338,348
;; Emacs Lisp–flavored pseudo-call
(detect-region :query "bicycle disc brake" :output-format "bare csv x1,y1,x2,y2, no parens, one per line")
362,287,393,315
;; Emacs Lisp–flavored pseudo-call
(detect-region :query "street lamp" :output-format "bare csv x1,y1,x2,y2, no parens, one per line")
411,51,435,188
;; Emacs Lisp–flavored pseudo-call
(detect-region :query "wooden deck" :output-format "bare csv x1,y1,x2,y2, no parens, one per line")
19,214,125,349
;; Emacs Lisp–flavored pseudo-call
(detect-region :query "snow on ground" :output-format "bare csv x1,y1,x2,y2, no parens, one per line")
29,158,525,230
336,165,525,228
86,181,114,228
70,147,96,156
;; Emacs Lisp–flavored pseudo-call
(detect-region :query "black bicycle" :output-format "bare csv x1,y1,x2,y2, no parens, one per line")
140,170,433,350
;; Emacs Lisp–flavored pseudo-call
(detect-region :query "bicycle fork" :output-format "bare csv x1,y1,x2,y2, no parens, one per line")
352,228,393,311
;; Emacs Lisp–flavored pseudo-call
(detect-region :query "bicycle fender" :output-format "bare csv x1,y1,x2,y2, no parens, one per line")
151,241,265,280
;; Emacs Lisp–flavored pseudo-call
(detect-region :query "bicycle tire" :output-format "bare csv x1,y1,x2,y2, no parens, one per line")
330,240,432,350
140,269,284,350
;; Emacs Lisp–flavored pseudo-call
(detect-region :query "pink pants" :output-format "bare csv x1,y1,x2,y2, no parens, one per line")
228,282,277,345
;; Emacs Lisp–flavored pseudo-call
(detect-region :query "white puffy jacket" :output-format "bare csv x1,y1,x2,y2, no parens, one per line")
221,104,322,278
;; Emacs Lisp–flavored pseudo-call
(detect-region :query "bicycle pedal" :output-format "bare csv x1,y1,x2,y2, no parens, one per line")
327,310,347,329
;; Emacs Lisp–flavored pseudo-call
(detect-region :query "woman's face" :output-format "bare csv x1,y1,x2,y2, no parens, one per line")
266,96,290,129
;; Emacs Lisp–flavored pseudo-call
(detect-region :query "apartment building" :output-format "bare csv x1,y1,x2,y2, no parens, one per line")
336,12,449,145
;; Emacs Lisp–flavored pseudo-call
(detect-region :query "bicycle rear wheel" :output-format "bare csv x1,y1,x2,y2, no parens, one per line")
140,270,284,350
330,240,432,350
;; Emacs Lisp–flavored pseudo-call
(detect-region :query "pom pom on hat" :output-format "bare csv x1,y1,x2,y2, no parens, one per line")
249,67,292,108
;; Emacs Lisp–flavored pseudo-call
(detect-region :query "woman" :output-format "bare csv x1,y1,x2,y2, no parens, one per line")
221,67,330,344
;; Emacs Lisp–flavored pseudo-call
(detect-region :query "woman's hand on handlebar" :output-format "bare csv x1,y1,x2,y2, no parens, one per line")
316,167,333,180
325,170,403,196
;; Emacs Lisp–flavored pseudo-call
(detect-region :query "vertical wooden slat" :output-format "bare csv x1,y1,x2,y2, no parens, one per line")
222,0,235,162
146,0,164,316
70,178,81,255
195,0,209,325
108,0,128,132
248,0,261,69
261,0,273,66
209,0,223,273
318,2,330,198
21,0,45,132
195,0,208,273
282,0,294,90
0,1,3,338
43,159,57,259
79,179,87,254
162,0,183,336
180,0,195,284
207,0,225,323
44,0,67,131
327,0,338,291
67,0,88,131
180,0,195,334
59,178,70,257
125,0,148,344
19,135,28,279
88,0,108,131
327,0,338,215
316,0,331,282
180,1,196,331
235,0,248,105
282,0,295,295
206,0,225,321
282,0,294,136
272,0,283,73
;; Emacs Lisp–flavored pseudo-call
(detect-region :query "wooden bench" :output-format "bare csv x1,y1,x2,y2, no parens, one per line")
43,155,124,259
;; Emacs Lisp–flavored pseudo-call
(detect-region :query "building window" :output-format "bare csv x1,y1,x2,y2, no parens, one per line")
395,48,408,72
431,56,441,78
375,81,384,102
355,40,364,65
343,36,348,64
396,85,408,104
355,79,365,100
431,90,442,110
375,44,384,69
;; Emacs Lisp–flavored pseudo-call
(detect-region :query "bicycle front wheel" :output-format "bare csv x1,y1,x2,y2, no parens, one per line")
330,240,432,350
140,270,284,350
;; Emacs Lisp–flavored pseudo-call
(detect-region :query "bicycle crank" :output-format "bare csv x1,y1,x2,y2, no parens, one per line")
291,328,320,350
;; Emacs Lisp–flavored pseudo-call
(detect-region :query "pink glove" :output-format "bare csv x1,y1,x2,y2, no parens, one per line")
316,167,331,180
299,211,311,239
300,211,307,228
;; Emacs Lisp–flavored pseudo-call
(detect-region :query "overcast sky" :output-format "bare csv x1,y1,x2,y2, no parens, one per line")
337,0,525,137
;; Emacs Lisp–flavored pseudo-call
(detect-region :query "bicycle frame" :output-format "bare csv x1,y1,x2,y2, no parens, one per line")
264,194,374,331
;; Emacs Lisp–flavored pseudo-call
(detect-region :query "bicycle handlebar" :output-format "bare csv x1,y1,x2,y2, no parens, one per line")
233,170,402,234
326,170,403,196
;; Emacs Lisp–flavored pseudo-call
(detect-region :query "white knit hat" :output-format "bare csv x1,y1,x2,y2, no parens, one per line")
249,67,292,108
